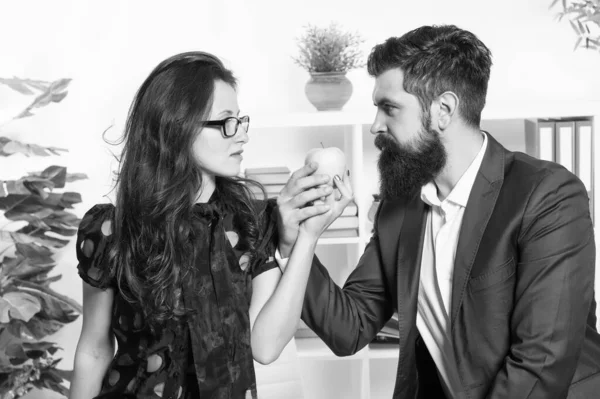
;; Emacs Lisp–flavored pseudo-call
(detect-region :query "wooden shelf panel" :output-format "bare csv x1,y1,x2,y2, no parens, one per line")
251,102,600,129
317,236,361,245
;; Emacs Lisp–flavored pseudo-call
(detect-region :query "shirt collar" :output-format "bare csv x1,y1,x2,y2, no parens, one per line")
420,131,488,208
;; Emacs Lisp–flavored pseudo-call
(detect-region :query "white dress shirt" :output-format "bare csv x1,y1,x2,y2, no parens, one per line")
417,132,487,398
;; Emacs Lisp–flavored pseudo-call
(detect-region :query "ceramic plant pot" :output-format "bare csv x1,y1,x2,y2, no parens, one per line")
304,72,353,111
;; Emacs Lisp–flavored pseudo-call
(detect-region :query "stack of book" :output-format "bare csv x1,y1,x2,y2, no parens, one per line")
322,200,358,238
245,166,290,199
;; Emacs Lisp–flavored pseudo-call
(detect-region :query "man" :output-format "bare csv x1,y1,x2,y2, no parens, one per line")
276,25,600,398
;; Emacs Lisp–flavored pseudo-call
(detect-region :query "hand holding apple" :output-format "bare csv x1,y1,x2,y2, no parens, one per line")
304,145,346,203
304,145,346,183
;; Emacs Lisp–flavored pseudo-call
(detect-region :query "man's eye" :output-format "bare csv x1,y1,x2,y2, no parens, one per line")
383,104,395,115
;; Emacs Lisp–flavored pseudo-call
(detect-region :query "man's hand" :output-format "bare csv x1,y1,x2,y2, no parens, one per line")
276,162,333,257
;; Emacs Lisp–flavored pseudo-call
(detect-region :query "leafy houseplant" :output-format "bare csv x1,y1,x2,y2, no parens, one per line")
0,77,85,399
292,22,365,111
552,0,600,52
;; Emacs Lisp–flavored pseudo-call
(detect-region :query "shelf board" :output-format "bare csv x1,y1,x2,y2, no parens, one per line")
295,337,367,360
251,102,600,129
294,337,398,360
252,110,372,129
317,236,361,245
368,343,399,359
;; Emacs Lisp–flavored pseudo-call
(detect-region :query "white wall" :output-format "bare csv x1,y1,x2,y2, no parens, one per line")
1,0,599,397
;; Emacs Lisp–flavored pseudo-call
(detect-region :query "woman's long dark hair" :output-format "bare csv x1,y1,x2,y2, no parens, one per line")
107,52,262,329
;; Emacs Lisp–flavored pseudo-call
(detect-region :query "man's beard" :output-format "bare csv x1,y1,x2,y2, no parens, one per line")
375,120,447,200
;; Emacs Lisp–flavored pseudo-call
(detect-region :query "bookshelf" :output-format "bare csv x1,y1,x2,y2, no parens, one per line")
244,102,600,399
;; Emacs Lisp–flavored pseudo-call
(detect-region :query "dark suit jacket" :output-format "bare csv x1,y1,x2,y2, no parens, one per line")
301,133,600,398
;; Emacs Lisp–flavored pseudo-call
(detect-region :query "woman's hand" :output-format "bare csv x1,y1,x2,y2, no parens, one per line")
276,162,333,257
299,171,353,241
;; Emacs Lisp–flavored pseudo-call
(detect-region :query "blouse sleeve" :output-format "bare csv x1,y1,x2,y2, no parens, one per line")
250,198,280,279
75,204,116,290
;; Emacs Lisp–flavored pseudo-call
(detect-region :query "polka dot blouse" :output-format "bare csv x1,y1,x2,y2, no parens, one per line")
75,197,279,399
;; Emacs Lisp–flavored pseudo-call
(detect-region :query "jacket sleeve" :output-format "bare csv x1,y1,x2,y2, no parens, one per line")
486,167,596,398
300,203,394,356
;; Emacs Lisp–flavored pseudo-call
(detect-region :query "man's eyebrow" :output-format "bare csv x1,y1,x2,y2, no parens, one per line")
374,97,401,107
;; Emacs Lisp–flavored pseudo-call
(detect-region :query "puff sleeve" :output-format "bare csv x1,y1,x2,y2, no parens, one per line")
75,204,116,290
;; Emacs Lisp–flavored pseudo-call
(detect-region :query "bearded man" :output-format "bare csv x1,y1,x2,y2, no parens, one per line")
275,24,600,399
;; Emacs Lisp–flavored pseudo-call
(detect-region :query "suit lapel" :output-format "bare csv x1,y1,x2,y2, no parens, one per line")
395,195,427,386
450,133,506,328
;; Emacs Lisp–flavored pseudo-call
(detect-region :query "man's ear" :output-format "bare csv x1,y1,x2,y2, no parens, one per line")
432,91,459,131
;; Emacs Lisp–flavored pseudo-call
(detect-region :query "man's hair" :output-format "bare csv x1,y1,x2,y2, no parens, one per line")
367,25,492,127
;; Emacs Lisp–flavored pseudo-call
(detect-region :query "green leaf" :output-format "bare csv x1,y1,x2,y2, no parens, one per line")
0,229,68,248
0,77,35,95
13,78,71,120
0,329,23,367
15,243,54,267
66,172,88,183
570,19,580,33
44,209,81,227
2,192,83,215
5,343,26,358
4,207,53,225
48,78,71,94
7,317,65,340
1,253,56,286
0,297,10,322
574,36,583,50
0,256,24,281
0,136,67,157
34,166,67,188
37,369,70,396
583,13,600,24
52,368,72,382
14,279,83,316
0,193,29,212
0,77,51,94
0,291,42,322
22,79,51,92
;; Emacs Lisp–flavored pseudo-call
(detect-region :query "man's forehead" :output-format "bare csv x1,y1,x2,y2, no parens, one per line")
373,68,407,101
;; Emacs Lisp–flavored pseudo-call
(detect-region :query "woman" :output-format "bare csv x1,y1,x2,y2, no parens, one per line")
69,52,352,399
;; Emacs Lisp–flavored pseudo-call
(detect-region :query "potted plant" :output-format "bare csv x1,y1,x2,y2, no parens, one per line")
292,22,365,111
0,77,85,398
552,0,600,52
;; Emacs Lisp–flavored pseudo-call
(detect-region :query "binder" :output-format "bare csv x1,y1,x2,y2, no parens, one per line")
575,119,594,222
525,119,555,161
555,121,576,173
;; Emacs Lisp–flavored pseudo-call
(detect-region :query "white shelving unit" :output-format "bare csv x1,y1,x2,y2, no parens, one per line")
245,102,600,399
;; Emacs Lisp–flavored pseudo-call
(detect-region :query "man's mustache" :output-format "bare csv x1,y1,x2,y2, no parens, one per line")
374,133,397,151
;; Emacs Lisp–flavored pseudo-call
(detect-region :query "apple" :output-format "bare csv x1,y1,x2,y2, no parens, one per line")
305,146,346,183
305,146,346,203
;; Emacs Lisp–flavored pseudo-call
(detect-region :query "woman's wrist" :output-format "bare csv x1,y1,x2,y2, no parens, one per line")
297,228,320,247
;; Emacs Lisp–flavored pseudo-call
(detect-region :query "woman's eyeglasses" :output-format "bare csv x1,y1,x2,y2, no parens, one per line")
201,115,250,138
